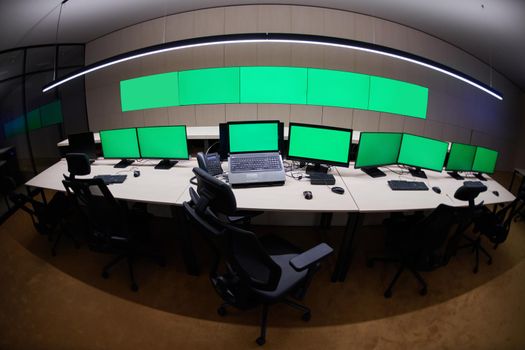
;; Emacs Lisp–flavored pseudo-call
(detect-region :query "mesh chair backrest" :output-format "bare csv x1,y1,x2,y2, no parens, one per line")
410,204,457,257
66,153,91,177
193,167,237,216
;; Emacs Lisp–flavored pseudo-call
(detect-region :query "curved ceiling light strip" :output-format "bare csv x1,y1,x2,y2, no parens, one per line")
42,33,502,100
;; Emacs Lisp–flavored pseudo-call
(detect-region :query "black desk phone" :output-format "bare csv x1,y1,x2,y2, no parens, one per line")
197,152,223,176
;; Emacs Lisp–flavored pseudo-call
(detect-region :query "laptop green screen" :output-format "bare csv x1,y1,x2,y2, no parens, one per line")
228,122,279,153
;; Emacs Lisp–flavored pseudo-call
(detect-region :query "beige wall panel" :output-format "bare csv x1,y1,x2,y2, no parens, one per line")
353,13,374,42
422,120,445,141
140,54,167,77
194,8,225,37
257,5,292,33
352,109,380,131
379,113,405,132
85,30,122,64
225,104,257,121
122,110,145,128
85,70,110,90
407,30,451,73
321,107,353,128
165,12,194,41
471,130,513,170
323,47,355,72
257,104,290,124
354,51,382,77
118,60,141,82
195,105,226,126
291,45,324,68
164,49,195,72
224,6,258,34
442,124,471,144
224,44,257,67
448,49,490,86
290,105,322,124
256,43,291,66
403,117,426,136
380,57,408,81
168,106,196,126
375,19,409,52
291,6,324,35
86,86,106,131
144,108,169,126
323,9,355,39
191,45,224,69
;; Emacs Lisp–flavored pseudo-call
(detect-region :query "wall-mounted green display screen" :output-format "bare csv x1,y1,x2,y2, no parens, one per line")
355,132,402,168
120,72,179,111
287,123,352,167
369,76,428,119
240,66,307,104
397,134,448,172
40,100,63,126
137,125,189,159
228,122,279,153
307,68,369,109
472,146,498,174
100,128,140,159
446,143,477,172
27,110,42,130
179,67,239,105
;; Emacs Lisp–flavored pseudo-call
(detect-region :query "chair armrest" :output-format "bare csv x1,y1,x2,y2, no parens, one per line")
289,243,333,272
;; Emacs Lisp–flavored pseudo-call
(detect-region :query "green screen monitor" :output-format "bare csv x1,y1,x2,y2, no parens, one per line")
472,146,498,181
354,132,402,178
287,123,352,173
99,128,140,168
397,133,448,178
228,121,281,154
445,142,477,180
137,125,189,169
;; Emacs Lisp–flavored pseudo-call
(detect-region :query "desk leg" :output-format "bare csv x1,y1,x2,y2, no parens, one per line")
171,205,200,276
331,212,361,282
508,170,517,192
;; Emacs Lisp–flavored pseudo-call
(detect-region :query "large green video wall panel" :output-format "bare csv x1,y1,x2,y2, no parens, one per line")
307,69,370,109
368,76,428,119
179,67,239,105
240,67,307,104
120,72,179,111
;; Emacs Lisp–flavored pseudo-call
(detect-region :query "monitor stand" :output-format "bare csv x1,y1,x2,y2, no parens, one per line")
361,167,386,178
114,159,134,168
155,159,178,170
474,172,487,181
447,171,464,180
306,163,329,174
409,167,427,179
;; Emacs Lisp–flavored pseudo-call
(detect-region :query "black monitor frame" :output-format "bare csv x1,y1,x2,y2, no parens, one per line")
397,133,448,179
99,127,140,168
136,125,189,170
221,120,284,156
354,131,403,178
287,122,353,173
445,141,477,180
471,146,499,181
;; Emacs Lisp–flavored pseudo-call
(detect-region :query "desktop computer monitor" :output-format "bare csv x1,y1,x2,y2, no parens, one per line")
227,120,281,153
472,146,498,181
100,128,140,168
137,125,189,169
354,132,402,177
287,123,352,173
445,142,477,180
397,133,448,178
68,131,97,161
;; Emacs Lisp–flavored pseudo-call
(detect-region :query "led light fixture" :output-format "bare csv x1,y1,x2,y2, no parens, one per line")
42,33,502,100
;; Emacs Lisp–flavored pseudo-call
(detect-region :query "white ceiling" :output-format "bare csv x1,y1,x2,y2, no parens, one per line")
0,0,524,92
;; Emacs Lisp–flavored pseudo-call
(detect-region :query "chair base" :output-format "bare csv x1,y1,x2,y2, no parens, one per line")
456,234,492,273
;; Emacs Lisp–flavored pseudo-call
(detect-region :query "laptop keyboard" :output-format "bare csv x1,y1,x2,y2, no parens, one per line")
230,155,282,172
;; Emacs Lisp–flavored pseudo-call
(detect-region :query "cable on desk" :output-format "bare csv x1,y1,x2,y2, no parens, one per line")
205,141,219,155
190,176,197,185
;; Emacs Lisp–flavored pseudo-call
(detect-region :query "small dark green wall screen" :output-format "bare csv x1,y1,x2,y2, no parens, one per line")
120,66,429,119
3,100,63,139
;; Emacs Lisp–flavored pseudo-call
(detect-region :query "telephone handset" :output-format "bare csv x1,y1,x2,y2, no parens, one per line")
197,152,223,176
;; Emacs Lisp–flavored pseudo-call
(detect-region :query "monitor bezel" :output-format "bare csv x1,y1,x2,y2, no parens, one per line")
286,122,353,168
136,125,189,160
397,133,448,173
445,141,477,172
354,131,403,169
226,120,283,154
99,127,140,160
471,145,499,174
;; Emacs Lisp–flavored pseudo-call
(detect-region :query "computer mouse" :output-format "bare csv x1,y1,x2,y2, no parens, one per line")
493,190,499,197
133,170,140,177
331,186,345,195
432,186,441,194
303,191,313,200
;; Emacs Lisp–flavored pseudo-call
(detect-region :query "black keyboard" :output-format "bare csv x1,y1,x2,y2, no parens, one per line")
230,155,282,172
309,173,336,185
94,174,127,184
463,180,487,189
388,180,428,191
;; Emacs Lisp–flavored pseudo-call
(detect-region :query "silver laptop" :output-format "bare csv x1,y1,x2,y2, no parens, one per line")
228,152,285,187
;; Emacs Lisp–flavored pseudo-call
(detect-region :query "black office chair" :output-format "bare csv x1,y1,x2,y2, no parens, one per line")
183,167,333,346
63,153,162,291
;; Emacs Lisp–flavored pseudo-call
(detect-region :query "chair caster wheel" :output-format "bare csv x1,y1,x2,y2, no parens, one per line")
473,267,478,274
419,288,427,296
384,290,392,298
217,306,227,317
301,311,311,322
256,337,266,346
131,283,139,292
366,259,374,268
102,271,109,279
